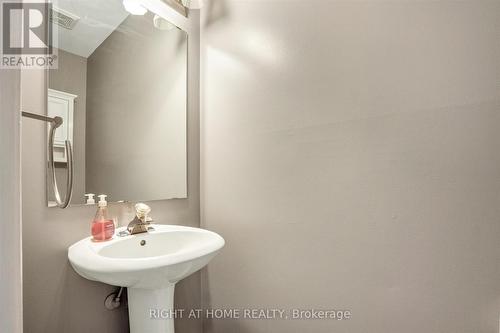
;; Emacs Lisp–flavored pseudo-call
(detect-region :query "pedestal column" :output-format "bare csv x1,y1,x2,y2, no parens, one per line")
128,285,175,333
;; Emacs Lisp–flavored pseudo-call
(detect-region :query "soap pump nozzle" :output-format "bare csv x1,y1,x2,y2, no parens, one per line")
85,193,96,205
98,194,108,207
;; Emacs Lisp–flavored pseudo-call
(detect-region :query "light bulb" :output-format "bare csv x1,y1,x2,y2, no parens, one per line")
153,14,176,30
122,0,147,15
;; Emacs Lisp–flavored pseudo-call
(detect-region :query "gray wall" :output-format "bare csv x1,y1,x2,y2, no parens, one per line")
49,48,87,203
21,10,201,333
201,1,500,332
0,68,22,333
86,13,187,203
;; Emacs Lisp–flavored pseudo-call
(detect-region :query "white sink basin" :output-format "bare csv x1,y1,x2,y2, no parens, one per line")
68,224,224,333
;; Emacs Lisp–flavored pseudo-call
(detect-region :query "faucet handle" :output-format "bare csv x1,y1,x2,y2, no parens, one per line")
135,203,151,221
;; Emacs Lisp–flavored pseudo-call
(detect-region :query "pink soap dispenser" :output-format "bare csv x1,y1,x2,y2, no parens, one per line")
91,194,115,242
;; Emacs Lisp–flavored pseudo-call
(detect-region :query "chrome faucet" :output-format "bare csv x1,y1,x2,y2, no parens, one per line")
127,203,153,235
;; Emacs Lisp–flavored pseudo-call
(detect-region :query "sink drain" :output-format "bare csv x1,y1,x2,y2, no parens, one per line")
140,240,146,246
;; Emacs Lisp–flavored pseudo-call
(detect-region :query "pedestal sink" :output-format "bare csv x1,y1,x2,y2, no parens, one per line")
68,224,224,333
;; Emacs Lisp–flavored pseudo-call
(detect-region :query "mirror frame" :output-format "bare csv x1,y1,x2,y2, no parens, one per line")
44,0,193,208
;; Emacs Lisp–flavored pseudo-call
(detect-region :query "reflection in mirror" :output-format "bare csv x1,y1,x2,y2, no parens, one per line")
47,1,187,207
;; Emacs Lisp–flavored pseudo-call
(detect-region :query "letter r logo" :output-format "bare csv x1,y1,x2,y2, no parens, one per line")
2,2,52,55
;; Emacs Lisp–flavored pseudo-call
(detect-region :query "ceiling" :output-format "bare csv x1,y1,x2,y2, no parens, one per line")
51,0,130,58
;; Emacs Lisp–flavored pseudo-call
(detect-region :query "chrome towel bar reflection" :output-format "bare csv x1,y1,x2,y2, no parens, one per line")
22,111,74,208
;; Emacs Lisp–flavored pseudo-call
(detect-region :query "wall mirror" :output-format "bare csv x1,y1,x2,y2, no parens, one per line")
47,0,188,207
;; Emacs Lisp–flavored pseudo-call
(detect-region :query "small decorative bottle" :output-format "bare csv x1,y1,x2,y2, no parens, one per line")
91,195,115,241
